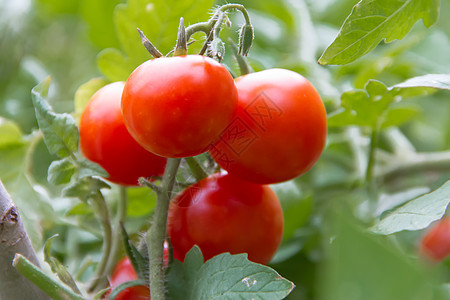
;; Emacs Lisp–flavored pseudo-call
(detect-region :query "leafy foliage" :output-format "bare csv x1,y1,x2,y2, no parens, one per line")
371,180,450,235
168,247,294,300
319,0,440,65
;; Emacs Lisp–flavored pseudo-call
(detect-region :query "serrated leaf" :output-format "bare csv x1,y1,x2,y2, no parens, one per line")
47,158,76,185
371,180,450,235
168,246,294,300
74,77,109,116
77,157,109,179
62,177,110,202
31,78,79,158
320,212,435,300
319,0,440,65
329,75,450,129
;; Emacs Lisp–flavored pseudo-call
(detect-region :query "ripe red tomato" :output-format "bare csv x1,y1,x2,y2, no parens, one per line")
420,217,450,261
108,256,150,300
167,173,284,264
209,68,327,184
79,82,166,186
121,55,238,158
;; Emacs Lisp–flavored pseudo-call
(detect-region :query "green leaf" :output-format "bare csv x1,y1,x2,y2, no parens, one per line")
62,177,110,202
47,158,76,185
371,180,450,235
74,77,109,116
108,279,147,300
121,224,149,280
97,48,135,82
31,77,79,158
77,157,109,179
167,246,295,300
329,75,450,129
391,73,450,90
44,235,82,294
0,118,26,148
381,103,421,128
126,186,157,217
319,0,440,65
320,212,435,300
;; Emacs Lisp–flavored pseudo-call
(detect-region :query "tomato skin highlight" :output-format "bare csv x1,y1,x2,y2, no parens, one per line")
79,82,166,186
108,257,150,300
121,55,238,158
420,217,450,261
210,68,327,184
167,173,284,264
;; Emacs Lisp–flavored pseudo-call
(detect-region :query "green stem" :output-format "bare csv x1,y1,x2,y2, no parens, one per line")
147,158,181,300
88,191,113,292
13,254,85,300
218,4,251,25
229,38,251,75
185,157,208,181
105,187,128,276
365,126,380,202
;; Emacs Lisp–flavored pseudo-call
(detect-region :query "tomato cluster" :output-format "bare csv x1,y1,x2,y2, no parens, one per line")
79,54,326,290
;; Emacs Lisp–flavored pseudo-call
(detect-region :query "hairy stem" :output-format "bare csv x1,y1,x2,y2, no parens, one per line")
147,158,181,300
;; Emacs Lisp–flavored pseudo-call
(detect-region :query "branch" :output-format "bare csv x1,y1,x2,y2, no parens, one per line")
0,180,50,300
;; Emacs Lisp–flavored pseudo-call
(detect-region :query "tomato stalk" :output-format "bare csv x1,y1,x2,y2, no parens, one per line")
147,158,181,300
88,191,113,292
104,186,129,277
228,38,252,75
174,18,187,56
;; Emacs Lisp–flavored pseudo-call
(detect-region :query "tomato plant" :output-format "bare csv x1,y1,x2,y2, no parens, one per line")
79,82,166,186
210,68,327,184
167,173,284,264
121,55,238,158
420,217,450,262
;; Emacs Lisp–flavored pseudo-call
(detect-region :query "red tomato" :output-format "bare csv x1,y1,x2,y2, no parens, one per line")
109,256,150,300
167,173,284,264
121,55,238,158
420,217,450,261
209,68,327,184
79,82,166,186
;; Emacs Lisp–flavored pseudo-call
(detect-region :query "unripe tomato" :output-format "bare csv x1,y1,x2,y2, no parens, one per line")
121,55,238,158
420,217,450,261
167,173,284,264
210,69,327,184
79,82,166,186
109,256,150,300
